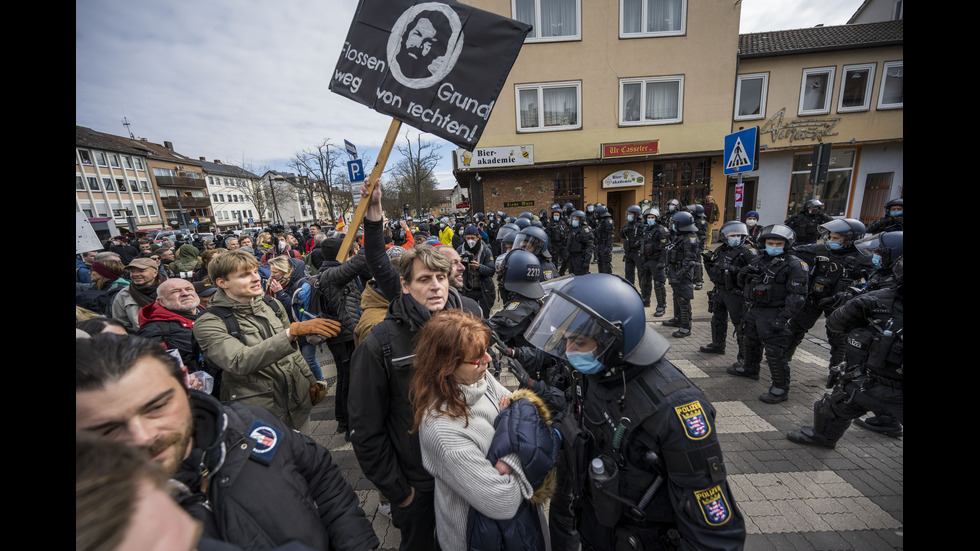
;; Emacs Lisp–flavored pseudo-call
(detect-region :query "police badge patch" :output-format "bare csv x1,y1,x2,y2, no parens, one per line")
694,485,732,525
505,301,521,311
674,400,711,440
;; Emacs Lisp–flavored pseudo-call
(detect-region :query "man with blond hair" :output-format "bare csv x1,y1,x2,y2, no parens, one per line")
193,250,340,432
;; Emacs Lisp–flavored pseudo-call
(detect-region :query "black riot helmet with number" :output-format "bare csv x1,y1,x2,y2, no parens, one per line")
502,249,545,299
759,224,796,248
819,218,866,247
513,226,549,256
524,273,669,371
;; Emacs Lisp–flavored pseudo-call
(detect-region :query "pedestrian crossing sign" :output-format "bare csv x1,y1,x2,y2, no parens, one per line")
724,127,759,175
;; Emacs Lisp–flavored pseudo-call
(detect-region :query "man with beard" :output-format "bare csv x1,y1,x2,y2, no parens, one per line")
395,10,453,80
75,333,379,551
112,258,166,332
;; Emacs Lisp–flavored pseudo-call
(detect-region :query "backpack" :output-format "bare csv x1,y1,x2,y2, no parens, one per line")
207,295,284,344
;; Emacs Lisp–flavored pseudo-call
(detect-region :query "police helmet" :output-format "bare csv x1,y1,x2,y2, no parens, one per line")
519,211,535,221
505,216,517,224
513,226,549,256
885,198,903,213
475,212,485,221
586,203,595,212
563,202,575,215
671,211,697,233
759,224,796,248
627,205,642,218
856,231,903,267
666,199,680,211
524,273,669,371
502,249,545,299
721,221,749,237
495,223,521,245
804,199,825,211
693,204,705,216
497,211,506,218
819,218,866,247
642,207,661,220
514,217,531,230
538,209,548,219
596,205,611,218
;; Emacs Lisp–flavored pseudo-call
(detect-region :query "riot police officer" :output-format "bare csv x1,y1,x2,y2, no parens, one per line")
546,203,570,276
867,198,903,234
734,224,809,403
638,207,669,316
787,254,903,448
595,205,615,274
621,204,644,286
784,199,834,245
700,221,758,366
660,198,681,226
566,210,594,276
524,274,746,551
512,225,557,282
689,204,708,289
663,211,700,338
784,219,874,368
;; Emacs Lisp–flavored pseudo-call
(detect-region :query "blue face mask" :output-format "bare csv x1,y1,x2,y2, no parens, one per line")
765,246,784,256
827,241,842,250
890,210,902,217
571,220,580,228
553,215,560,221
566,350,604,374
668,205,676,212
627,215,634,222
872,253,883,268
647,218,656,226
727,237,742,247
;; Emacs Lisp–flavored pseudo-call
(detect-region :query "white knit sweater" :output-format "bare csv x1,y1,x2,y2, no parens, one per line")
419,372,535,551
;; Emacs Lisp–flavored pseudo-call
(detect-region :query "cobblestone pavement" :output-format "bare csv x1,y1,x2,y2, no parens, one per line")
308,248,903,550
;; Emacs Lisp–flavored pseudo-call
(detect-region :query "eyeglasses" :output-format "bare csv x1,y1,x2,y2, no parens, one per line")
461,348,491,366
150,256,161,261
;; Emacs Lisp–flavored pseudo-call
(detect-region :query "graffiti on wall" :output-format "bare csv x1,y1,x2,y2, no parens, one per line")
760,108,840,144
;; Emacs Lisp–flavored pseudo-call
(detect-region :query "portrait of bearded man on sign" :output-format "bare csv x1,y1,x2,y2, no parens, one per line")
388,2,463,89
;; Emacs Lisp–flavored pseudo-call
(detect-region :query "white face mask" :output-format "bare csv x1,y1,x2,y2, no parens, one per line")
746,219,758,227
466,239,477,248
278,240,287,250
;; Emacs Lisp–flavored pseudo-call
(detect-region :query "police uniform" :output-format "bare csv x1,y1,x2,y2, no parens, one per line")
567,223,594,276
546,215,570,277
663,230,700,335
788,284,903,447
554,360,746,550
596,215,616,274
702,240,758,359
639,221,669,312
784,209,833,245
736,250,809,402
785,243,874,366
621,218,644,286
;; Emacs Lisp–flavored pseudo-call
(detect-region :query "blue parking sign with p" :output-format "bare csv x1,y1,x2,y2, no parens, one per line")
347,159,365,183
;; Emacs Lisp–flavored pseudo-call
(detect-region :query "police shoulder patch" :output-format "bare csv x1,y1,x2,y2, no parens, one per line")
505,301,521,311
799,260,809,271
687,236,698,244
248,420,282,464
694,485,733,525
543,270,554,280
674,400,712,440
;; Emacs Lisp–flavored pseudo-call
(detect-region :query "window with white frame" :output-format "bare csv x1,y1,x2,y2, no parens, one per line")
116,178,126,191
147,205,156,216
141,180,150,192
88,177,100,191
110,154,120,168
135,158,144,170
103,178,115,191
78,150,93,165
137,205,146,216
838,63,875,112
129,179,138,191
76,176,85,190
735,73,768,120
516,81,582,132
620,0,686,38
798,66,836,116
514,0,580,42
620,76,683,125
124,156,133,169
97,152,108,166
877,61,903,110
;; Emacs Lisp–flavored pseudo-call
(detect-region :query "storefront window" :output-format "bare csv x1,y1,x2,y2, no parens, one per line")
787,149,854,217
552,167,584,208
652,158,710,210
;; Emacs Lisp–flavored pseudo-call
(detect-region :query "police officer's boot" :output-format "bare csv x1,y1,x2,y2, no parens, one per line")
694,264,703,290
700,317,727,353
654,286,667,317
662,294,681,327
854,415,903,438
760,357,790,403
672,299,691,338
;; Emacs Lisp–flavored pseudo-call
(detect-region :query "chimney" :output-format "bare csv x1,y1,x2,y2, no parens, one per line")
164,141,174,150
199,156,206,161
215,160,221,164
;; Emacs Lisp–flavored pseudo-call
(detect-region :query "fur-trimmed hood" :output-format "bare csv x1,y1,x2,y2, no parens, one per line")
494,388,560,506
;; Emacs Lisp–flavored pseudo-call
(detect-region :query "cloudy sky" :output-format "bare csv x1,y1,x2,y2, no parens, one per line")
76,0,864,189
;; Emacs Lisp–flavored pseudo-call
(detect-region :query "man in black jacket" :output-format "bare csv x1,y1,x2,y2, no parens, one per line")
349,180,480,551
76,333,379,551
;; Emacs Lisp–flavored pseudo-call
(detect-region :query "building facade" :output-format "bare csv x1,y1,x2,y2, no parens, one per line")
454,0,742,234
76,126,165,232
200,158,262,230
728,20,903,228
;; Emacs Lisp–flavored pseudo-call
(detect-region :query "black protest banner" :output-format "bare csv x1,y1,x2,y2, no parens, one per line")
329,0,531,150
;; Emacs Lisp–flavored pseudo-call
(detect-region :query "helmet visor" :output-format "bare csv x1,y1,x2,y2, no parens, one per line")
513,233,546,255
524,291,622,362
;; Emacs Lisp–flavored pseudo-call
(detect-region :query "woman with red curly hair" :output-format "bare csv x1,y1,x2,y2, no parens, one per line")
411,309,559,550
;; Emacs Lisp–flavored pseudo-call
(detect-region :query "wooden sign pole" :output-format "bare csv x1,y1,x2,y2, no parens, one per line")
335,118,403,262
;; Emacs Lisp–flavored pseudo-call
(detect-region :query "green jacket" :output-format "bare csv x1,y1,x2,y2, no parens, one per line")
193,288,315,431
